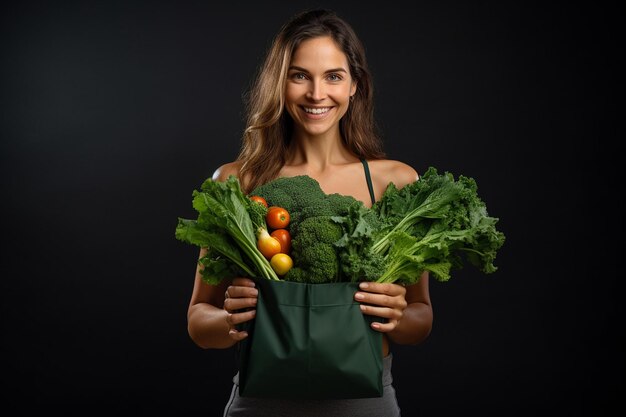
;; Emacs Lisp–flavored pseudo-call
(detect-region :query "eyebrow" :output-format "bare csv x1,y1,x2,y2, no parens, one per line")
288,65,348,74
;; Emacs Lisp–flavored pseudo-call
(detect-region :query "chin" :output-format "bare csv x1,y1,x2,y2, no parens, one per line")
303,125,332,136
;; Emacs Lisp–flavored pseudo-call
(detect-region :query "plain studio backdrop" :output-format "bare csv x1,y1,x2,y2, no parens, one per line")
1,1,622,416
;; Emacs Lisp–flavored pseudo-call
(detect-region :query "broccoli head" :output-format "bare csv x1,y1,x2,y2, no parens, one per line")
250,175,325,214
286,244,339,284
284,216,344,283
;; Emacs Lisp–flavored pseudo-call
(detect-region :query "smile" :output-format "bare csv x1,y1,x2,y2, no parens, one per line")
303,107,331,115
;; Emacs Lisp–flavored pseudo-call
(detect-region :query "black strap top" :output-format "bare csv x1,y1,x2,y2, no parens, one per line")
360,159,376,206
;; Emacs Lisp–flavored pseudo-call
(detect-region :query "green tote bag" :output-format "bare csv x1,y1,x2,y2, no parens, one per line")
237,279,383,399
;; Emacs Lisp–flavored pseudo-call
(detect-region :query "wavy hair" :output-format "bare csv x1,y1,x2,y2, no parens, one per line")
236,9,385,193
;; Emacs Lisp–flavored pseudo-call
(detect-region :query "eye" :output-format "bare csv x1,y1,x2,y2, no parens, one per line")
291,72,308,81
327,73,343,82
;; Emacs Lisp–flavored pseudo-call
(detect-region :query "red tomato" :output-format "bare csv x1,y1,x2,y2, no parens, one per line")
249,195,268,207
266,207,290,229
271,229,292,254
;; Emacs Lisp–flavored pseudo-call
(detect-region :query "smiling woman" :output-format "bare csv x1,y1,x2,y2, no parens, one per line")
186,9,431,417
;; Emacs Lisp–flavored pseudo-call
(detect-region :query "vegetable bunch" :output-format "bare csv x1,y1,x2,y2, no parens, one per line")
250,175,357,283
175,176,281,283
175,167,505,286
333,167,506,285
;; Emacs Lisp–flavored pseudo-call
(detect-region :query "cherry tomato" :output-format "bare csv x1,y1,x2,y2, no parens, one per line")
270,253,293,276
249,195,268,207
267,207,290,229
271,229,292,254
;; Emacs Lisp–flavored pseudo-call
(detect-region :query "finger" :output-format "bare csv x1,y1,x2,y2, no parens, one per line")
232,277,256,287
369,319,399,333
226,311,255,340
355,292,407,310
226,285,259,300
228,328,249,341
359,282,406,296
359,304,403,321
226,310,256,326
224,297,257,313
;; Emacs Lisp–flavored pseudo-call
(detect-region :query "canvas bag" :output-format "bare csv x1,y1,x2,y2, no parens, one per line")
237,279,383,399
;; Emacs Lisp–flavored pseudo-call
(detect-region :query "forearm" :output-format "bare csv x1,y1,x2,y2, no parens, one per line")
187,303,237,349
387,302,433,345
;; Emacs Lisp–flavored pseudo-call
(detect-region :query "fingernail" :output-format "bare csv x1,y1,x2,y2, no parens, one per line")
359,282,369,289
371,323,380,329
355,292,364,300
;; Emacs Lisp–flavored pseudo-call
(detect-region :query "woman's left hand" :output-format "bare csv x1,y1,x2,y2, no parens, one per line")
354,282,407,332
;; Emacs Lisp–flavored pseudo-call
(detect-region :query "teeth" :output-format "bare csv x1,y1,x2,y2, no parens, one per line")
304,107,330,114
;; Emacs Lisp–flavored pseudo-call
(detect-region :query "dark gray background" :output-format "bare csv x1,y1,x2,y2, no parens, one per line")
1,1,622,416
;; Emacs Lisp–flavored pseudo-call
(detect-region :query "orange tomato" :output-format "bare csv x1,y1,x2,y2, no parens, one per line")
267,206,290,229
271,229,292,254
249,195,268,207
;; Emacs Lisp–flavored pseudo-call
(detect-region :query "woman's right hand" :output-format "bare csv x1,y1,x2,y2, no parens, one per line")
223,277,258,341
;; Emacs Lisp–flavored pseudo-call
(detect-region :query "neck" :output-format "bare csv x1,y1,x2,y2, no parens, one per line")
286,128,356,172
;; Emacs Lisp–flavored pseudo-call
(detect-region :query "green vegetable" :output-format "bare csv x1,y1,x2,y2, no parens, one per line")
251,176,356,283
332,202,386,282
334,167,506,285
175,168,505,286
175,175,280,284
286,216,343,283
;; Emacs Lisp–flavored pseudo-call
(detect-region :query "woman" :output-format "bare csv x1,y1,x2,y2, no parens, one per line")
187,9,433,417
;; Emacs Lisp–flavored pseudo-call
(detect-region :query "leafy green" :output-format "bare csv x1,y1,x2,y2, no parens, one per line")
175,175,280,284
335,167,506,284
332,202,386,281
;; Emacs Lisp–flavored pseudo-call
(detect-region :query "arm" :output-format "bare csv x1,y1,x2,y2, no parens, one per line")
187,250,235,349
187,251,258,349
388,272,432,345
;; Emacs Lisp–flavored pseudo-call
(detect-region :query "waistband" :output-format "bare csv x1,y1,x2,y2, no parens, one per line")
233,354,394,387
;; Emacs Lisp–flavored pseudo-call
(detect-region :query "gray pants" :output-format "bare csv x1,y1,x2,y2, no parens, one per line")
223,354,401,417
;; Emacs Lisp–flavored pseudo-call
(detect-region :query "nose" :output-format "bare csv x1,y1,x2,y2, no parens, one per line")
306,80,326,101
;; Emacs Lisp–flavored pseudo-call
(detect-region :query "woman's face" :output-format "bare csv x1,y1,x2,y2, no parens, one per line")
285,36,356,138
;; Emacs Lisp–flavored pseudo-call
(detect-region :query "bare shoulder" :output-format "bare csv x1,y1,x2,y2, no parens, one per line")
211,161,242,182
368,159,419,190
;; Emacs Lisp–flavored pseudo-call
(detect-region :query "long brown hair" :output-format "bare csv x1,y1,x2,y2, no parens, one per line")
237,9,385,193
